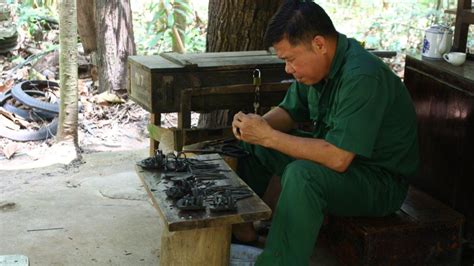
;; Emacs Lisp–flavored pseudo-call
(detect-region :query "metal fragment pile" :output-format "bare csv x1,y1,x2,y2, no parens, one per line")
137,150,253,213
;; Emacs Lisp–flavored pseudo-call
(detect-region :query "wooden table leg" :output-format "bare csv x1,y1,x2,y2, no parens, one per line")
160,225,231,266
149,113,161,156
176,89,192,151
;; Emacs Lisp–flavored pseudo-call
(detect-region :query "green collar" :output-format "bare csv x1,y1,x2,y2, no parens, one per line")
327,33,348,80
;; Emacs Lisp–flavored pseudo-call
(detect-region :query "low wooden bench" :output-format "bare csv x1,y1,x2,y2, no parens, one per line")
321,186,465,265
135,153,271,266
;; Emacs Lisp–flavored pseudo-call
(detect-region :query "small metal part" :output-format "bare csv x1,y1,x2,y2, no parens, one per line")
209,190,237,213
136,150,165,169
176,195,205,211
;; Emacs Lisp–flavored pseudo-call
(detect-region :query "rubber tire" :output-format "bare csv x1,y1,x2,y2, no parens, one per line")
11,80,60,114
0,118,58,141
0,90,57,121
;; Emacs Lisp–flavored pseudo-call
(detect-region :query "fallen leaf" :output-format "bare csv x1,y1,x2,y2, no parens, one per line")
0,79,14,93
93,91,125,104
0,114,20,130
3,142,19,159
0,107,29,129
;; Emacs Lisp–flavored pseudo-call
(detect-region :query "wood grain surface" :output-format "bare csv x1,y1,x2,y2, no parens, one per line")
136,153,271,232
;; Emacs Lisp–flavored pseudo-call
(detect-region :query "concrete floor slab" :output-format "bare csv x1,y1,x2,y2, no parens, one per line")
0,148,341,265
1,149,162,265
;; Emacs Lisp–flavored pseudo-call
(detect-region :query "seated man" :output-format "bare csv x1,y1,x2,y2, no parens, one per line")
231,0,419,265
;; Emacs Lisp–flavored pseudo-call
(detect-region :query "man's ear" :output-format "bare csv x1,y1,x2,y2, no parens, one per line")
311,35,327,54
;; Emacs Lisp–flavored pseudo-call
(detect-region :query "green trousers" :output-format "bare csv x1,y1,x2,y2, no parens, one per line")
237,142,408,266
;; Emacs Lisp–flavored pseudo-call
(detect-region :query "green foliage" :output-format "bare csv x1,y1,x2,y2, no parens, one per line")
184,26,206,52
15,2,58,42
133,0,206,55
133,0,472,55
317,0,457,53
20,0,57,16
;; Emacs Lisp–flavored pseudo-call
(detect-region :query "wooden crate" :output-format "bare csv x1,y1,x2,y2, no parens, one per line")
127,51,290,113
321,186,464,266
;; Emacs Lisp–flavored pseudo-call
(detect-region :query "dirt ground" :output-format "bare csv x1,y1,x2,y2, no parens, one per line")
0,106,187,265
0,99,191,264
0,147,164,265
0,103,340,265
0,101,201,170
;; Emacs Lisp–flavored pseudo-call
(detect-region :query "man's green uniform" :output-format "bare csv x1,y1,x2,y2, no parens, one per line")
237,34,419,266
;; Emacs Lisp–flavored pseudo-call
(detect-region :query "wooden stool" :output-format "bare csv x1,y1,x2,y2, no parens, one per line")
321,186,465,265
136,153,271,266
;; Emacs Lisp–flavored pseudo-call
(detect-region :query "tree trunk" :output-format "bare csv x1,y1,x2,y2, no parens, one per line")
95,0,136,94
57,0,79,145
206,0,282,52
76,0,96,54
198,0,283,128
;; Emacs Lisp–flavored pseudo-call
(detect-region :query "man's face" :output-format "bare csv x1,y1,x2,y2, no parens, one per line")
273,37,331,85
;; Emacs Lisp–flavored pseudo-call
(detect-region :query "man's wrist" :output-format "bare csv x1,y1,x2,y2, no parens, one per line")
263,128,279,149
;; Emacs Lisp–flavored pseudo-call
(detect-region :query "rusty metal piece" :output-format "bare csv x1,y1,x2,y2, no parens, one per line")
137,150,166,170
209,190,237,213
176,195,205,211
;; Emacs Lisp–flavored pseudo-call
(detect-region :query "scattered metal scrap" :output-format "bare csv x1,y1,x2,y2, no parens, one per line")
137,150,254,213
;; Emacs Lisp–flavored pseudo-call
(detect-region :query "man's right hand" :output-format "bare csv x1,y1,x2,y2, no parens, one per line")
232,118,242,140
232,107,295,141
232,112,275,147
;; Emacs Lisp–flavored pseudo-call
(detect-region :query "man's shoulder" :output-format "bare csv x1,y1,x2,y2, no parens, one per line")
340,39,388,78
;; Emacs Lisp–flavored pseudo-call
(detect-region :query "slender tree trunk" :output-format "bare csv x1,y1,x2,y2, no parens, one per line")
95,0,136,94
172,0,188,53
57,0,79,145
198,0,283,128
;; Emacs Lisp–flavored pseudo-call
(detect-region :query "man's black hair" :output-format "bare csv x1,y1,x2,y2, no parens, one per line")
264,0,337,48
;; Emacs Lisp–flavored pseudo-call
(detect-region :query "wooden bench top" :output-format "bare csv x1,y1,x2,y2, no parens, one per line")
136,153,272,232
331,187,465,233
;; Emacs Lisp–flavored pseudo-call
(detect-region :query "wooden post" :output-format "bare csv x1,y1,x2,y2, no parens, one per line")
160,225,231,266
453,0,473,52
149,113,161,156
176,89,192,151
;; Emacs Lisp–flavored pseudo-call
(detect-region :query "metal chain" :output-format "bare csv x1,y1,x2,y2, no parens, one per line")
253,69,261,114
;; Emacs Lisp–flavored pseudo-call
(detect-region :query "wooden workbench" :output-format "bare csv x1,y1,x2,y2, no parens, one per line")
135,153,271,265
